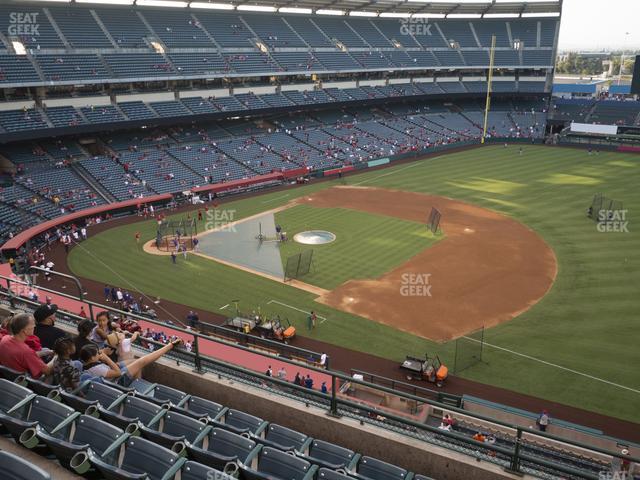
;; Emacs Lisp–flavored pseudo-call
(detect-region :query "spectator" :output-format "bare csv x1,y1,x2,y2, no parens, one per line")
536,410,550,432
265,365,273,377
293,372,302,386
0,313,55,378
304,374,314,389
472,432,486,443
33,303,66,350
320,352,328,369
73,319,96,361
187,310,199,329
277,366,287,381
79,338,181,385
321,381,328,394
51,336,82,392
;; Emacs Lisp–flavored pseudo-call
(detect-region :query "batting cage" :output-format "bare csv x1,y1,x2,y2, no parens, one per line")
453,326,484,374
427,207,442,234
587,193,623,223
284,250,314,281
156,218,198,252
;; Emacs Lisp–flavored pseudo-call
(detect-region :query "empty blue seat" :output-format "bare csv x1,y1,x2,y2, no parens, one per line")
37,414,128,474
214,408,268,436
61,380,126,414
0,395,79,449
89,435,186,480
187,426,256,470
172,395,225,421
350,456,412,480
0,450,51,480
0,378,35,414
135,383,190,408
258,423,309,452
99,394,167,431
181,460,236,480
297,438,356,470
140,409,210,450
241,446,317,480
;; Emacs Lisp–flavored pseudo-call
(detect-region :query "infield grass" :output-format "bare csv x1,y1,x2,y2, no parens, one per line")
68,145,640,423
275,204,440,289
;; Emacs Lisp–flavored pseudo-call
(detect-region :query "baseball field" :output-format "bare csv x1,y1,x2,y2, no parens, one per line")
67,145,640,423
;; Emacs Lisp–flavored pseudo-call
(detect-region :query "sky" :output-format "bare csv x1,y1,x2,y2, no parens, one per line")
558,0,640,51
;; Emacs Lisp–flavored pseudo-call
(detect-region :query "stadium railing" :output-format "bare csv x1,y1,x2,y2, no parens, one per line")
0,272,637,480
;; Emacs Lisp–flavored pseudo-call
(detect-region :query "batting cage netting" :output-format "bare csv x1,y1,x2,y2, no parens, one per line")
284,250,314,281
453,326,484,374
427,207,442,234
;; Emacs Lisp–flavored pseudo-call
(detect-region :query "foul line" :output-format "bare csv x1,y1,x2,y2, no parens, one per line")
462,336,640,395
219,304,229,310
267,300,327,324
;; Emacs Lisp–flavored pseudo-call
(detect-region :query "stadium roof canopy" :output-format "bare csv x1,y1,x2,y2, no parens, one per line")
45,0,562,17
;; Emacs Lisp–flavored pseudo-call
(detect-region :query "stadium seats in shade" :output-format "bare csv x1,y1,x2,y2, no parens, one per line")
350,455,413,480
0,378,36,414
241,445,318,480
214,408,268,436
297,438,357,470
89,435,186,480
318,468,352,480
187,426,257,470
139,409,210,450
257,423,309,452
59,380,126,414
0,365,28,383
172,394,226,421
37,414,127,473
134,382,190,408
0,395,79,449
0,450,52,480
181,460,236,480
98,393,167,431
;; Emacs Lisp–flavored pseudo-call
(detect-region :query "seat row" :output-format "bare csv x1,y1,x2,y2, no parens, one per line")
0,366,435,480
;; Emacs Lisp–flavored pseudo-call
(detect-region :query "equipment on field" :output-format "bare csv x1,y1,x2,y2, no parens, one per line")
427,207,442,234
284,249,314,282
156,218,197,252
587,193,623,222
224,313,295,344
400,353,448,387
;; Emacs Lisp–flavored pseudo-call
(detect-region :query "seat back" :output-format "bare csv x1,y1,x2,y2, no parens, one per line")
161,411,208,443
258,446,312,480
182,461,234,480
357,456,409,480
0,378,32,412
0,450,51,480
84,381,125,407
226,409,263,433
310,440,355,468
152,384,187,405
185,395,223,418
318,468,351,480
0,364,25,381
120,395,164,425
208,427,256,462
72,414,125,456
29,396,76,434
120,436,181,480
265,424,307,450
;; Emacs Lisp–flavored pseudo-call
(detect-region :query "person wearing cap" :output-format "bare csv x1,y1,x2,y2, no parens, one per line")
33,303,66,350
0,313,55,379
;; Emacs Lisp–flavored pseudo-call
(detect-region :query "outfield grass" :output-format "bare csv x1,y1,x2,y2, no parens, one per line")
68,145,640,423
275,204,439,289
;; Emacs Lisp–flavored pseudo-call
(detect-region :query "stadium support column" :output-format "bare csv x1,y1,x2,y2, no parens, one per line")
481,35,496,144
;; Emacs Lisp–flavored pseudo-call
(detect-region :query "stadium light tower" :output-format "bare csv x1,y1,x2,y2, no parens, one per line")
481,35,496,144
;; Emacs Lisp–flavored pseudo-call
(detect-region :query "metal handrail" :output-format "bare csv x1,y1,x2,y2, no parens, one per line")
1,273,637,476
